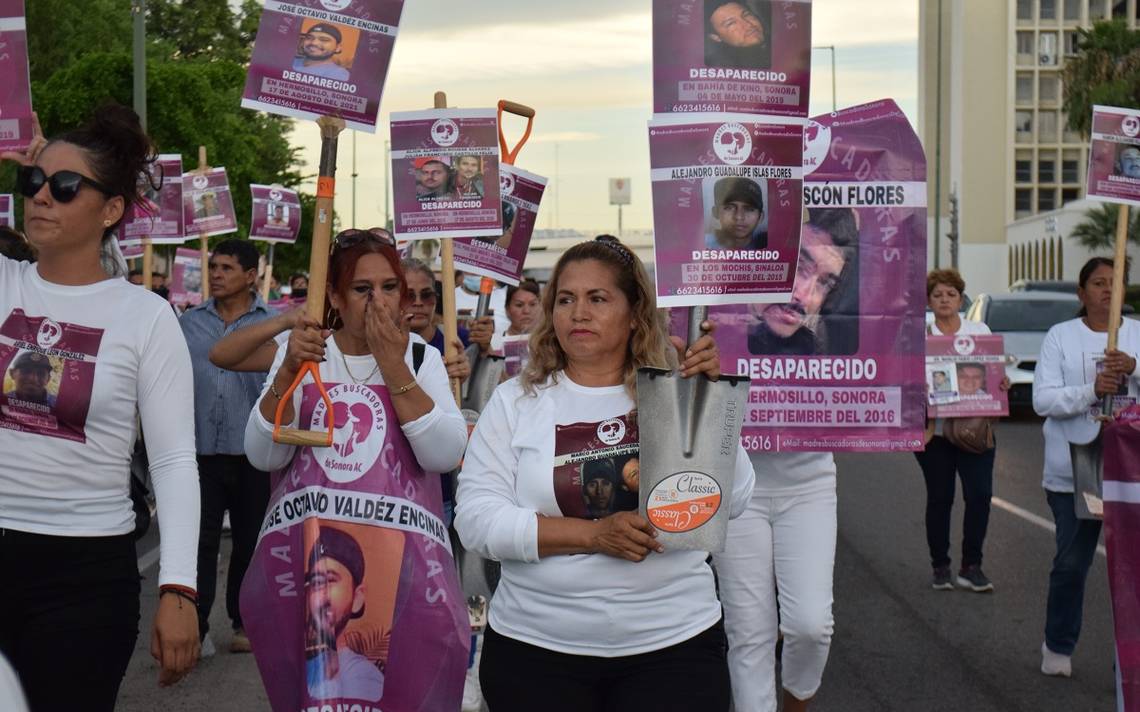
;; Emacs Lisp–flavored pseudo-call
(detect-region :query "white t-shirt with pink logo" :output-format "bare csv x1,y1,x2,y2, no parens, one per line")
0,256,199,588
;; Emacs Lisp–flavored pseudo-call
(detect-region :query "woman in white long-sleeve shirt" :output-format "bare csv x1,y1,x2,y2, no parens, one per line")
456,236,755,712
1033,256,1140,678
0,108,200,709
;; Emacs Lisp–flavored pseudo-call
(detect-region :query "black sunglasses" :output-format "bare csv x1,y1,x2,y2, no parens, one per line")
333,227,396,251
16,165,115,203
406,288,437,304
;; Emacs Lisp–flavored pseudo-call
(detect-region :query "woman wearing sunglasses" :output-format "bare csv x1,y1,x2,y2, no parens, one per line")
241,228,470,707
0,108,201,708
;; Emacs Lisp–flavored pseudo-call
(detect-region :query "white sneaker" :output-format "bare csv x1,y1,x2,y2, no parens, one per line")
1040,642,1071,677
200,635,217,659
461,636,484,712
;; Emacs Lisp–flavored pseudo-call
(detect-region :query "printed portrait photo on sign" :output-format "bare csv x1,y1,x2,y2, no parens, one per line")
304,522,403,704
1114,142,1140,180
552,417,640,520
747,207,861,356
294,20,360,81
453,155,485,199
412,156,455,202
703,176,768,251
3,350,61,409
704,0,773,70
193,191,221,220
956,362,987,397
474,201,516,250
268,202,289,226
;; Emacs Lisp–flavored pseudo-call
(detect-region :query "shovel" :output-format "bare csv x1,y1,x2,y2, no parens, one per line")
637,306,750,552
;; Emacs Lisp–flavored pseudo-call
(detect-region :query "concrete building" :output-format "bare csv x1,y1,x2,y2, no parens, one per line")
919,0,1140,296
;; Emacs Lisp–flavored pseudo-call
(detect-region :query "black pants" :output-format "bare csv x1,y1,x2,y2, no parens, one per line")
0,529,140,712
480,620,730,712
196,454,270,638
914,435,996,570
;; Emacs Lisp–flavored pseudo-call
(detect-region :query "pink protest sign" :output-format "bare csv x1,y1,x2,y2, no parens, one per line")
250,184,302,243
120,244,144,260
118,155,185,246
1086,105,1140,207
649,114,804,307
182,168,238,238
0,1,33,153
695,99,926,453
242,0,405,132
925,335,1009,418
1103,416,1140,710
241,383,468,711
0,194,12,228
653,0,812,118
390,109,503,240
502,334,531,379
452,165,545,286
169,247,204,307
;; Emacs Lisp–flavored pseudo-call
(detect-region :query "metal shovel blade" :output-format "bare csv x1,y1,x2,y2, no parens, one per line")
637,367,749,552
461,343,506,414
1070,438,1105,521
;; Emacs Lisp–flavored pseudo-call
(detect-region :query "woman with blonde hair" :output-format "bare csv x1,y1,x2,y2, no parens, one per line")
455,236,755,711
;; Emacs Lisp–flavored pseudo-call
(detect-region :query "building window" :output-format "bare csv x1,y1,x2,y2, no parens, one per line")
1062,153,1080,182
1091,0,1108,20
1017,32,1035,64
1113,0,1126,18
1016,111,1034,142
1017,73,1034,103
1065,0,1082,21
1016,189,1034,218
1039,189,1057,212
1040,158,1057,183
1041,0,1058,19
1018,0,1034,20
1062,188,1080,204
1039,111,1059,142
1062,112,1082,143
1017,158,1034,183
1040,75,1060,104
1064,30,1080,55
1039,33,1059,66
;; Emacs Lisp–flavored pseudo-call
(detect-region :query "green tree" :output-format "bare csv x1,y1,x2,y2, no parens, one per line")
1069,202,1140,250
1062,19,1140,137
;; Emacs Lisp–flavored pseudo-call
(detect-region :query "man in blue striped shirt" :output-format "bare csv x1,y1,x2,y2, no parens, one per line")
179,239,275,656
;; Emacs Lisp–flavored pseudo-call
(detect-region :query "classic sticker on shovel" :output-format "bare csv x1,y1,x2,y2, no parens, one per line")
646,472,722,533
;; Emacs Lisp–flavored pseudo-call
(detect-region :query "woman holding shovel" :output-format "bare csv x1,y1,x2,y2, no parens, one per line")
455,236,755,711
1033,256,1140,678
0,107,200,709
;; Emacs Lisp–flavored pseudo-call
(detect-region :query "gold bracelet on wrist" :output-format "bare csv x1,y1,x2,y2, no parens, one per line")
392,380,419,396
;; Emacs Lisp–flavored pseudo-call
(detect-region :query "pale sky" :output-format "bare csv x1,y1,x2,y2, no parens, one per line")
291,0,919,234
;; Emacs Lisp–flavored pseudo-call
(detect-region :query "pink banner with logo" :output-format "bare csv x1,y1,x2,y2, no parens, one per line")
118,155,185,246
1101,413,1140,711
241,383,468,712
242,0,405,133
1087,105,1140,207
649,113,804,307
653,0,812,118
0,194,12,228
452,164,545,286
389,109,503,240
0,0,33,153
182,168,239,238
692,99,926,453
169,247,203,307
250,184,302,243
925,335,1009,418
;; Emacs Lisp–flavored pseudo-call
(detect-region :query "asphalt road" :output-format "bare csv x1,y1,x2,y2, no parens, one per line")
115,414,1118,711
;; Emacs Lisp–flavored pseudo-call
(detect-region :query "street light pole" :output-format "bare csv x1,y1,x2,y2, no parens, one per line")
811,45,836,112
131,0,146,130
933,0,943,269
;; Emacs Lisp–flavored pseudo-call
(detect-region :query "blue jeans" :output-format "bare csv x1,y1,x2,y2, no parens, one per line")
1044,490,1103,656
914,435,995,569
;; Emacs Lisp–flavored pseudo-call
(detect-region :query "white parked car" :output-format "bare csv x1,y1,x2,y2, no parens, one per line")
963,291,1081,408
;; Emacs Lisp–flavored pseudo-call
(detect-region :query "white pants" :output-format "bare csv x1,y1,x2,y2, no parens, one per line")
713,486,837,711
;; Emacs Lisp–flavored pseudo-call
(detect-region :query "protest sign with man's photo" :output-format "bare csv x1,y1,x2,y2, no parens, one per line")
0,0,33,153
925,335,1009,417
242,0,405,132
169,247,204,307
700,99,927,453
249,184,302,243
1086,104,1140,206
390,108,503,240
653,0,812,117
181,167,238,238
649,113,804,307
452,164,545,285
118,154,185,246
